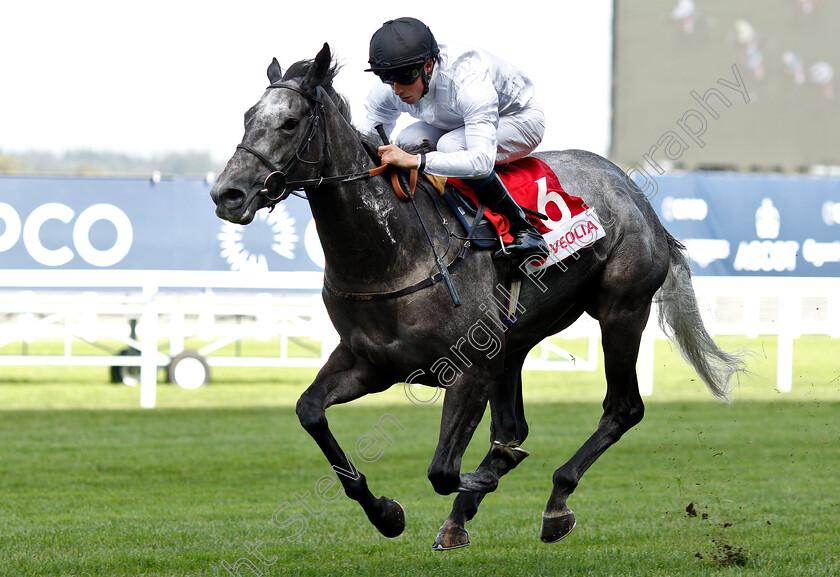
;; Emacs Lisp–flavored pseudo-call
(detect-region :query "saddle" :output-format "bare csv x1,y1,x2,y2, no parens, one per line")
387,167,500,249
421,158,607,275
440,184,502,249
430,157,573,251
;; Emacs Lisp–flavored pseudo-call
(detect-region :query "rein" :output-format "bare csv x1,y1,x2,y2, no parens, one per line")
238,82,456,305
236,83,415,207
371,125,461,306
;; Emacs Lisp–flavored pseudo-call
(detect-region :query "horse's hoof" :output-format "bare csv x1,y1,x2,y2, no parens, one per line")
432,521,470,551
457,470,499,493
540,511,577,543
370,497,405,538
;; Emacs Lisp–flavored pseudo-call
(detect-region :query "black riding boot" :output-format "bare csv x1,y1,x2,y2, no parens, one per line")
471,173,548,261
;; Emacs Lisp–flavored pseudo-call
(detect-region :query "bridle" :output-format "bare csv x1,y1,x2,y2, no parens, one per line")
235,80,458,304
235,83,326,205
235,82,392,208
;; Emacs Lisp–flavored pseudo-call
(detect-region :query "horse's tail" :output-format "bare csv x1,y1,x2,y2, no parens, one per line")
654,232,746,401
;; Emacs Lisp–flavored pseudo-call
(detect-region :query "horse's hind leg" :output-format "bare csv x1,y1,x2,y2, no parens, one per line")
434,354,531,550
295,342,404,538
541,303,650,543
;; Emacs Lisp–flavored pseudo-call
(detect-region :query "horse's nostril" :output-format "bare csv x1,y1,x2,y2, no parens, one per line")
220,189,246,207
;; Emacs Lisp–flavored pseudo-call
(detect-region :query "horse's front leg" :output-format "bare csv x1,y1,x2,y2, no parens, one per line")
295,342,404,538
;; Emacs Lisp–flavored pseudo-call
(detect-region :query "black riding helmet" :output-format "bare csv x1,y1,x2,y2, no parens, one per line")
366,17,439,96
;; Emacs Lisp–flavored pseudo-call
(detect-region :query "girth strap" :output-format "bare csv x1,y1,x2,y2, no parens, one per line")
323,256,463,301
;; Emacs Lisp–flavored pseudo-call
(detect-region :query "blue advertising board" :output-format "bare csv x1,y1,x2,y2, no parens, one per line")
2,172,838,279
643,172,840,276
0,176,322,274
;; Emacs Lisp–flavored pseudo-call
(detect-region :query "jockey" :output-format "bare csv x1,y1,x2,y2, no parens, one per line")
359,17,548,261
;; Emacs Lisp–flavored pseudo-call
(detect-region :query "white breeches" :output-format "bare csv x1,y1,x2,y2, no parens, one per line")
395,103,546,165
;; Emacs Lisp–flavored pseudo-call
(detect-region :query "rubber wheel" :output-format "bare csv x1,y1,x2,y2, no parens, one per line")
110,348,140,386
167,351,210,389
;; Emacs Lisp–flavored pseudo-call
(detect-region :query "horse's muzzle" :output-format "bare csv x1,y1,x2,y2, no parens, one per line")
218,187,245,207
210,185,258,224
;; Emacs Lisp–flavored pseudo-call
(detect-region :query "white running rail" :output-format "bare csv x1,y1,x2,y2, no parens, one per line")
2,271,836,406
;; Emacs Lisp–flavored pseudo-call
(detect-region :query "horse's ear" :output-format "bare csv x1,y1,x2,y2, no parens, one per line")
301,43,332,91
267,58,283,84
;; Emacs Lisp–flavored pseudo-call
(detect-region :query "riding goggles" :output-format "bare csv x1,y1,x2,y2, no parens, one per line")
376,66,422,86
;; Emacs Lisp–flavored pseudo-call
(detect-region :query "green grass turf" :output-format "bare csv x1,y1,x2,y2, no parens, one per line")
0,335,838,576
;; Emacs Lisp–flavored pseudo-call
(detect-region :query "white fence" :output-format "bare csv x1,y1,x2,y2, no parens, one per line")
0,269,594,408
1,272,837,407
0,270,329,407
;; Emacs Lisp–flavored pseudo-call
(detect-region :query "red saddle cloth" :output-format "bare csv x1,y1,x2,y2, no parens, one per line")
448,157,586,243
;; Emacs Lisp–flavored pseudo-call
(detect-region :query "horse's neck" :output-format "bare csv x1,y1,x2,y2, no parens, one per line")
308,181,420,289
306,118,437,290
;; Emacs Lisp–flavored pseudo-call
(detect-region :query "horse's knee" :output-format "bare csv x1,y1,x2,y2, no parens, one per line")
428,465,460,495
296,394,327,432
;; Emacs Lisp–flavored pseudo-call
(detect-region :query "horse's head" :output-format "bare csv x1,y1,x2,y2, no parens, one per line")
210,43,337,224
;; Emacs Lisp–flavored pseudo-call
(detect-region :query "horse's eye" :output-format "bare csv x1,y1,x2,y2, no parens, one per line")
280,118,299,131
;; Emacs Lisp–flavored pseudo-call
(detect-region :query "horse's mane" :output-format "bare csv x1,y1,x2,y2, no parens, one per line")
282,58,353,124
282,56,391,162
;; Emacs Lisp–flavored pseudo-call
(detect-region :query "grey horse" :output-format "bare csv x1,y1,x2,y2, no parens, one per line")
210,43,745,549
